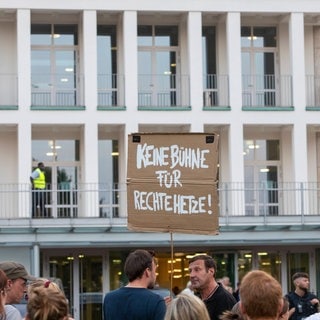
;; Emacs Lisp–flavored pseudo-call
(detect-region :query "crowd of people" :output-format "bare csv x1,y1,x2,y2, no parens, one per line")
0,251,319,320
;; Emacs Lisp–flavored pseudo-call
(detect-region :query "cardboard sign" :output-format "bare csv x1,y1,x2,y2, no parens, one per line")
127,133,219,235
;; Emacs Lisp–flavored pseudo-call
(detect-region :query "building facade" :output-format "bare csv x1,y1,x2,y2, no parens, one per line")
1,1,320,319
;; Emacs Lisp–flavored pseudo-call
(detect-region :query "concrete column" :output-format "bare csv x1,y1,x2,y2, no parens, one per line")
83,10,97,109
123,11,137,110
226,12,242,110
18,122,32,217
188,11,203,121
290,14,307,181
83,122,99,217
290,13,306,110
17,9,31,109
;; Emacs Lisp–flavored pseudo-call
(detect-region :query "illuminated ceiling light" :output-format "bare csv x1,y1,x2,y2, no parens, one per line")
260,168,270,173
60,78,68,82
53,34,61,39
46,152,57,156
78,254,84,259
65,67,74,72
164,71,172,75
244,254,252,258
170,63,176,67
111,152,119,156
258,252,268,256
173,275,182,278
112,259,122,264
247,36,257,40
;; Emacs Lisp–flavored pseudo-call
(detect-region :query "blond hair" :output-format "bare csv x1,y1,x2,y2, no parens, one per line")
239,270,282,320
165,293,210,320
26,279,69,320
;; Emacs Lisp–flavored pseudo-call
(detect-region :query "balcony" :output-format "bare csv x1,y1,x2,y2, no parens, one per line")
31,73,84,110
242,74,293,110
138,74,190,110
97,74,125,110
203,74,229,109
0,182,320,232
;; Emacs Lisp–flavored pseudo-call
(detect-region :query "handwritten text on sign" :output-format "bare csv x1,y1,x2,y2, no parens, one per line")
133,143,213,215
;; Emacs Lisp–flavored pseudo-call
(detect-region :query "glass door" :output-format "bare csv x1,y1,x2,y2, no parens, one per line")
45,253,103,320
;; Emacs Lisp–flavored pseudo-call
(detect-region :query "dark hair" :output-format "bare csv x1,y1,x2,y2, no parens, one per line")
38,162,44,167
124,250,155,282
292,272,309,281
188,254,217,273
0,269,7,320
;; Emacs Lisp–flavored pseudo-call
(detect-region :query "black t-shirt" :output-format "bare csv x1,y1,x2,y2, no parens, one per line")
197,284,237,320
286,291,319,320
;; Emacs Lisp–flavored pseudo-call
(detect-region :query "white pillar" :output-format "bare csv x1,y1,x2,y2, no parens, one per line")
32,243,40,277
226,12,242,110
83,123,99,217
83,10,97,109
123,11,138,110
18,122,32,217
290,13,306,111
17,9,31,109
188,11,203,132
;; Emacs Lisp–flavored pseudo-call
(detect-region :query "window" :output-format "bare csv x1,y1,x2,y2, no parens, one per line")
31,24,80,107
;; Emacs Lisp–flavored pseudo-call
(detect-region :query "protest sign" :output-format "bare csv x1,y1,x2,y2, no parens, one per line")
127,133,219,235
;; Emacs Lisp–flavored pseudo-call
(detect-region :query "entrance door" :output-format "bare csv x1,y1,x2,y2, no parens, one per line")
44,253,103,320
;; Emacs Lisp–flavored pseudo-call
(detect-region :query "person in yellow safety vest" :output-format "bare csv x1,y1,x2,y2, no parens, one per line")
30,162,47,217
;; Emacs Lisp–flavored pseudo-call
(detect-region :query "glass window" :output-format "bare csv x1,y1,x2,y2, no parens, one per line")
241,26,276,48
97,25,117,74
244,140,280,161
32,140,80,162
287,252,309,292
155,26,178,46
138,25,178,46
257,252,281,282
202,26,216,75
53,25,78,46
138,25,153,46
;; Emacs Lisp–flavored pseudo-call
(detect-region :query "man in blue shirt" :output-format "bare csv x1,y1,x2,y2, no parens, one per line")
103,250,167,320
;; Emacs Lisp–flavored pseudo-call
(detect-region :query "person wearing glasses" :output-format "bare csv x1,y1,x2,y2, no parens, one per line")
0,261,36,320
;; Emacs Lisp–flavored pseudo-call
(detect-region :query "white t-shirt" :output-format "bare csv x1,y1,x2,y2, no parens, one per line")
5,305,22,320
305,313,320,320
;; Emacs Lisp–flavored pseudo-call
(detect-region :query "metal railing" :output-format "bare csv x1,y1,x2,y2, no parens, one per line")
0,73,18,106
0,182,320,223
242,74,292,107
97,74,125,107
31,73,84,107
203,74,229,107
306,75,320,107
138,74,190,108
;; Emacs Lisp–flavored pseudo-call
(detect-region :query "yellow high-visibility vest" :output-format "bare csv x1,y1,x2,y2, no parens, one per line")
33,168,46,189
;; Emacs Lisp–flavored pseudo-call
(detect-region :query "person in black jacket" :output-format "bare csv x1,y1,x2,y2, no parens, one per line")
188,254,236,320
286,272,319,320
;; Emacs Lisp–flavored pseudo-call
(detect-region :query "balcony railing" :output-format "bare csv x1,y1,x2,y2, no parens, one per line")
97,74,125,107
306,75,320,107
0,73,18,107
242,74,292,108
203,74,229,107
1,183,320,227
138,74,190,108
31,73,84,107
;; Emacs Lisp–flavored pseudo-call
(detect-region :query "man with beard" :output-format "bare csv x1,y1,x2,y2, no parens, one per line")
103,249,167,320
188,254,236,320
286,272,319,320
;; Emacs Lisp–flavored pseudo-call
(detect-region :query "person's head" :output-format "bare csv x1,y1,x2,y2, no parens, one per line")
292,272,310,292
0,269,8,319
26,279,69,320
279,297,289,320
239,270,283,320
0,261,36,304
38,162,45,171
124,249,157,288
164,293,210,320
188,254,217,292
